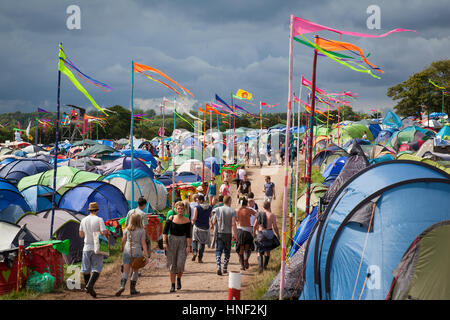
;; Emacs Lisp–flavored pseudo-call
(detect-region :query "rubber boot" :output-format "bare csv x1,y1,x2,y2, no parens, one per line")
244,258,249,270
238,254,245,270
86,272,100,298
264,255,270,270
130,280,140,295
170,283,176,293
115,278,127,297
177,277,182,290
258,256,264,273
83,273,90,292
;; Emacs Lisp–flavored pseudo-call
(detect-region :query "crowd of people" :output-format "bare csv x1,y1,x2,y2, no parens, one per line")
77,167,280,297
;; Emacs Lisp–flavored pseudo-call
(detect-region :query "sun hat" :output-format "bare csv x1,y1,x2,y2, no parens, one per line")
88,202,100,211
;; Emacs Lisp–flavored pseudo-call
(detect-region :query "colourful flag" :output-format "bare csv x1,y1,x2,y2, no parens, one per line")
234,89,252,100
292,16,416,38
38,107,50,113
133,62,193,97
58,44,108,115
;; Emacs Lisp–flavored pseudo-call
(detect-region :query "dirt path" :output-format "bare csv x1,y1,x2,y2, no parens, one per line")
41,163,285,300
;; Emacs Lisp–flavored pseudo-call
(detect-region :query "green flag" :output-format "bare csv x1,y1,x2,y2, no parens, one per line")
58,44,108,115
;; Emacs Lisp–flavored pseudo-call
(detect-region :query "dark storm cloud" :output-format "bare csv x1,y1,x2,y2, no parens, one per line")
0,0,448,115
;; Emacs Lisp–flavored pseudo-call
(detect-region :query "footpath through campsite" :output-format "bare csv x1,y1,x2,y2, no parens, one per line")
42,164,285,300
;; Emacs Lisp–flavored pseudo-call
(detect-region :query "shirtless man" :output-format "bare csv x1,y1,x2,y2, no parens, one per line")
253,201,280,273
235,197,254,270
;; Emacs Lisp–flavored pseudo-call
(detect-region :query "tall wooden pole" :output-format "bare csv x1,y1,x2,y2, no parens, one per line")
279,14,294,300
304,36,319,219
130,60,135,208
294,78,303,231
50,43,62,238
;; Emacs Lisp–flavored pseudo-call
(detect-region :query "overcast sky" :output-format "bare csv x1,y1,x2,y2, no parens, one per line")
0,0,448,116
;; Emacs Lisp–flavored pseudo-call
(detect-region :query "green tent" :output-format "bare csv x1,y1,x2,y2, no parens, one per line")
76,144,117,157
72,139,99,147
389,221,450,300
397,154,450,174
330,124,374,145
17,166,103,192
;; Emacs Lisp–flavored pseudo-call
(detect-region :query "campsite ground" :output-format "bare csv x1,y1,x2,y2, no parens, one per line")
39,162,287,300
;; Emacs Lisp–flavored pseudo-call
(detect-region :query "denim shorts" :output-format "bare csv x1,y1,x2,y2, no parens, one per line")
81,251,104,273
122,251,143,265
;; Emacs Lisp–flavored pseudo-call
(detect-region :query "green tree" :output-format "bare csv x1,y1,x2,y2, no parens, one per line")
387,60,449,117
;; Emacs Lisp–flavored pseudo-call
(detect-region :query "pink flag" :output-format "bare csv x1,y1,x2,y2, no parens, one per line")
293,16,416,38
301,76,327,95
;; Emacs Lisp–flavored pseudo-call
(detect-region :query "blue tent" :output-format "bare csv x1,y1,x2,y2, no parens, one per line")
368,124,381,140
157,171,201,186
0,159,52,185
322,157,347,179
121,149,157,168
375,128,396,144
0,179,31,223
289,206,318,258
204,157,224,176
436,125,450,140
21,185,61,212
300,160,450,300
58,181,128,220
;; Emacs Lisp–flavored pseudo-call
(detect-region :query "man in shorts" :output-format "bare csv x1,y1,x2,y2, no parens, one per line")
263,176,276,203
79,202,110,298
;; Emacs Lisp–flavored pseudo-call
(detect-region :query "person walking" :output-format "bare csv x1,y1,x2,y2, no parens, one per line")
162,201,192,293
79,202,110,298
210,195,224,249
207,178,217,206
191,195,212,263
253,201,280,273
115,213,149,296
235,197,254,270
211,196,237,275
220,180,230,197
237,165,246,188
263,176,276,203
247,192,258,228
237,174,252,202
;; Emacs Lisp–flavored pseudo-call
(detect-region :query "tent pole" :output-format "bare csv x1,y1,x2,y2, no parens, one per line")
50,43,62,239
279,14,294,300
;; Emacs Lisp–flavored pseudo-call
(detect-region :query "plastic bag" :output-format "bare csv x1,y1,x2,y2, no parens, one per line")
26,271,55,293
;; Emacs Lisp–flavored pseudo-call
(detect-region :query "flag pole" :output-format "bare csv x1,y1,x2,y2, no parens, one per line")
231,94,236,163
172,97,177,209
130,60,135,209
35,109,38,146
280,14,294,300
304,36,319,219
294,77,303,231
50,43,62,239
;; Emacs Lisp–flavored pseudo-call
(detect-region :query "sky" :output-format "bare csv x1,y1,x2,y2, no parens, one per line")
0,0,449,116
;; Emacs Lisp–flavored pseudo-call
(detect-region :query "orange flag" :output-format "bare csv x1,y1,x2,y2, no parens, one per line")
316,38,384,73
205,104,228,116
133,62,194,96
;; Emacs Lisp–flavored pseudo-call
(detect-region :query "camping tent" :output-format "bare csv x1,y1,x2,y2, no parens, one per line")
16,209,85,264
0,221,39,251
0,179,31,224
58,181,129,220
177,159,214,181
17,166,103,192
387,220,450,300
94,156,154,178
103,169,167,211
299,160,450,300
21,185,61,212
0,159,52,185
330,124,374,146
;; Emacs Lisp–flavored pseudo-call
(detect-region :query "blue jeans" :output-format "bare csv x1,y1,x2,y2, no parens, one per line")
192,241,205,259
215,233,232,270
